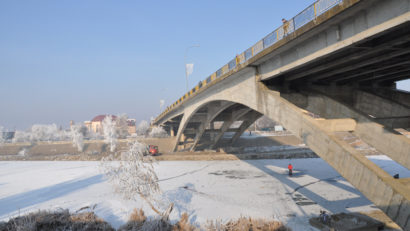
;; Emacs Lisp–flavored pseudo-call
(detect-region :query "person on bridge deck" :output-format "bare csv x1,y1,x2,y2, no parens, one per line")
288,163,293,176
282,18,289,36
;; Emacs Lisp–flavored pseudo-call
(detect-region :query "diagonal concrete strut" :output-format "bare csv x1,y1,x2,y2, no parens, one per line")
210,108,253,149
258,85,410,229
304,89,410,170
189,101,235,151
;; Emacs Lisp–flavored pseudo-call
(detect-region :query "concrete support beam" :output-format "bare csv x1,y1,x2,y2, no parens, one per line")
355,65,410,83
315,118,357,132
309,47,410,82
354,90,410,121
231,111,262,144
304,91,410,170
337,60,410,83
366,88,410,108
210,108,253,149
302,86,410,129
374,116,410,129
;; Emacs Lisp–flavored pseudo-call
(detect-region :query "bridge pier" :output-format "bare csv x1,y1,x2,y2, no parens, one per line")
170,126,175,137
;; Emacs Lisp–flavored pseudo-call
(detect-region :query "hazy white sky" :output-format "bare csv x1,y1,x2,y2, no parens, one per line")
0,1,409,130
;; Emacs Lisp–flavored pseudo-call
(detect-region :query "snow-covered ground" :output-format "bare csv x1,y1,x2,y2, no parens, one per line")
0,156,408,230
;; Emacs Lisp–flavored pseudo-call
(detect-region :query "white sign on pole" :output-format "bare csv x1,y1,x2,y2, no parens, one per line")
185,63,194,77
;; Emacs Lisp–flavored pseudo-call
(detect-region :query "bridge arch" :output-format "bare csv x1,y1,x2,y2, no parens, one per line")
172,98,263,151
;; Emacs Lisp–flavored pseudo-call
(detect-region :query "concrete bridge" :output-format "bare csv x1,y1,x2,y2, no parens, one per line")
154,0,410,229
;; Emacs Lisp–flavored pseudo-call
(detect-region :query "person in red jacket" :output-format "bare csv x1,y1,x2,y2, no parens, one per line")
288,163,293,176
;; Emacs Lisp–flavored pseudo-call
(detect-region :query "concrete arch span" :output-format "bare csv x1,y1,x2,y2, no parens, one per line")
173,99,262,152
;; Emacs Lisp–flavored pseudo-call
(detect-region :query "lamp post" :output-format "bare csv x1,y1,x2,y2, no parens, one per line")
184,44,200,91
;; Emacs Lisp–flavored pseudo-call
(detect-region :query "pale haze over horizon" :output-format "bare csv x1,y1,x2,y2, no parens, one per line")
1,1,409,130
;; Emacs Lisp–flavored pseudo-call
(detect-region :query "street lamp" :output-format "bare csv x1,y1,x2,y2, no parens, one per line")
184,44,200,91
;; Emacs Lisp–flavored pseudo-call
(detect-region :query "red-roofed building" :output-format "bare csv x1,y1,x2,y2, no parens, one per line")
89,115,117,134
92,115,118,123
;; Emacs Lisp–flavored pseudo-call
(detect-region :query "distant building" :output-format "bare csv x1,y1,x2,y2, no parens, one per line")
127,119,136,134
90,115,117,134
84,115,136,135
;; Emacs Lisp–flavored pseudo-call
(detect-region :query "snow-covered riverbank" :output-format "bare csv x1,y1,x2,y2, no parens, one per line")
0,156,407,230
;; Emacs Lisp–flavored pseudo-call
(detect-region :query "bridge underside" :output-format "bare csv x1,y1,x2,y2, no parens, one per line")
262,21,410,88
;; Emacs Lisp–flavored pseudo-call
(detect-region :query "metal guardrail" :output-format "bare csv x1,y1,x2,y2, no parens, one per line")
157,0,344,121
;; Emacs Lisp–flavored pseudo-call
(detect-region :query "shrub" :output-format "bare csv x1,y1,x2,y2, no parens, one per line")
206,217,291,231
0,209,114,231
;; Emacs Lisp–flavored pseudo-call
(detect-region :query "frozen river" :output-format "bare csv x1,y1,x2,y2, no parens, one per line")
0,156,408,230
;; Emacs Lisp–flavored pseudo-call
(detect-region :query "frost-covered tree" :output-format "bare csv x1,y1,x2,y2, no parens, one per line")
70,124,85,152
149,126,168,138
12,130,31,143
100,141,173,217
0,126,5,145
12,124,70,143
29,124,61,142
136,120,150,136
102,116,117,152
116,114,129,139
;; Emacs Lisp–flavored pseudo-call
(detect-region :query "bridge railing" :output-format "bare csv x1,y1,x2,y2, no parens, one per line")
157,0,344,122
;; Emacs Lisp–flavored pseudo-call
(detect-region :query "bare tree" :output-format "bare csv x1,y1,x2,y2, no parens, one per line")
102,116,117,152
100,141,173,219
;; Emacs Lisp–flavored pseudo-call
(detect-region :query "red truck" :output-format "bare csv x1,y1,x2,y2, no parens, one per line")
148,145,159,156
